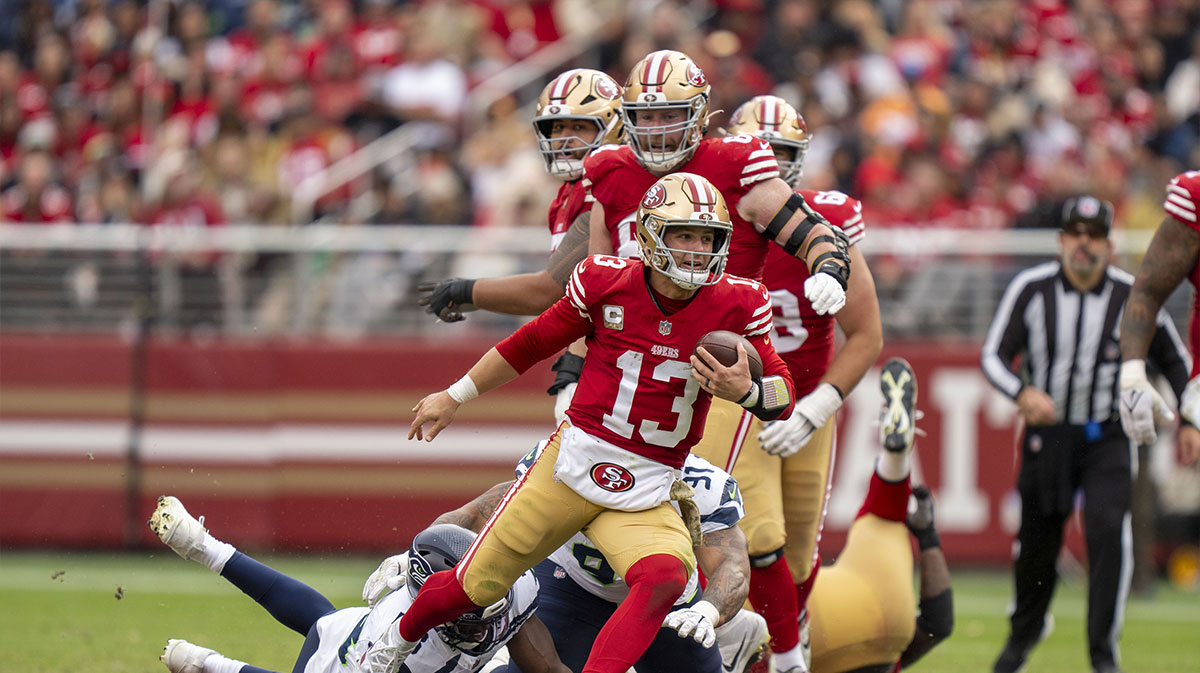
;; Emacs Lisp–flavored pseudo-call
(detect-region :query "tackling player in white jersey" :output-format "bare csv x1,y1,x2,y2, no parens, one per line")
148,497,571,673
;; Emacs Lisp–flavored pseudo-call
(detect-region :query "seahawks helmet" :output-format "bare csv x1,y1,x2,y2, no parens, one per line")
407,524,513,653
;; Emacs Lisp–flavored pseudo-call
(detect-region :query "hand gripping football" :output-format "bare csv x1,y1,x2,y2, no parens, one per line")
694,330,763,379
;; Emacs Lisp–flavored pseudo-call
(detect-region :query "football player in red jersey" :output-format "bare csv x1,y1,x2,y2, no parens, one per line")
367,174,796,673
533,68,624,253
420,51,850,325
1119,170,1200,465
584,50,849,316
687,96,883,673
418,68,623,320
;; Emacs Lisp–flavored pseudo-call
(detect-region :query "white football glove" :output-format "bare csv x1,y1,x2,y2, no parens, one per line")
1181,376,1200,427
662,600,718,648
361,623,418,673
553,382,577,426
362,552,409,606
759,383,842,457
803,273,846,316
1119,360,1174,446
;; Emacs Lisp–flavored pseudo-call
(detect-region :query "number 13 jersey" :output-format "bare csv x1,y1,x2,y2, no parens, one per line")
496,255,794,469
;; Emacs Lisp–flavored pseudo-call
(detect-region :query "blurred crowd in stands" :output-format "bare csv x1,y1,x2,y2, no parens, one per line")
1,0,1198,234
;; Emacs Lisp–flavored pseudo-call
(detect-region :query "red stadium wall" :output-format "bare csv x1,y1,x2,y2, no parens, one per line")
0,333,1029,563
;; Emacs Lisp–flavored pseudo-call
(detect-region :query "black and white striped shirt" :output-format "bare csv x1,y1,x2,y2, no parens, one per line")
981,261,1191,425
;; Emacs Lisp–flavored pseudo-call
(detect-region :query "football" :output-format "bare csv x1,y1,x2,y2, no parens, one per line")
694,330,763,379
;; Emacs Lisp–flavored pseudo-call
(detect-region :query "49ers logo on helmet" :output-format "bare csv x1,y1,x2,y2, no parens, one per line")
595,76,620,100
685,63,707,87
590,463,635,492
642,183,667,209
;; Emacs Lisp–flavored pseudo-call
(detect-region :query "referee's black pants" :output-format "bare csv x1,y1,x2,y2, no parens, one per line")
1001,422,1132,671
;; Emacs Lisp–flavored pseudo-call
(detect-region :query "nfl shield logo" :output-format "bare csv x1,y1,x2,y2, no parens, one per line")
659,320,672,336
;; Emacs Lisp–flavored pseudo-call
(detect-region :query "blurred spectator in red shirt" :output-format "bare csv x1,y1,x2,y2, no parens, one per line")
476,0,559,61
240,32,302,129
209,0,280,78
17,34,71,122
2,149,74,222
352,0,405,77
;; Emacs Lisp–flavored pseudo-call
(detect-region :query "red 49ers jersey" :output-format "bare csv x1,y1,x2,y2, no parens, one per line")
582,136,780,277
496,255,794,468
547,179,592,253
761,189,864,396
1163,170,1200,375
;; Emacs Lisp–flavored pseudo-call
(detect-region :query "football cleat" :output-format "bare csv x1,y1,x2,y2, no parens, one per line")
797,608,812,671
148,496,209,563
879,357,917,453
160,639,215,673
715,609,770,673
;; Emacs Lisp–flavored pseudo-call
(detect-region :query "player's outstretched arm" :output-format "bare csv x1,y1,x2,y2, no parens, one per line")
507,615,574,673
693,525,751,626
409,348,519,441
826,244,883,395
432,480,513,531
1122,216,1200,362
762,244,883,457
899,486,953,668
417,212,592,319
739,178,849,314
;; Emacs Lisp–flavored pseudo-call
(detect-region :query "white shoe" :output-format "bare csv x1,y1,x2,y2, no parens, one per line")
161,639,215,673
148,496,209,562
716,609,769,673
797,608,811,671
879,357,917,453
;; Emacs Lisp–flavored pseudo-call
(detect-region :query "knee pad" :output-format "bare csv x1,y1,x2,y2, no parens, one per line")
749,547,785,569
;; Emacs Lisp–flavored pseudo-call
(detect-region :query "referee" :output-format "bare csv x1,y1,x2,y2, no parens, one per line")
981,196,1191,673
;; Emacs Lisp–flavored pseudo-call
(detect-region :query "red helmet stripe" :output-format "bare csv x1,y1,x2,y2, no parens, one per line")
683,174,715,213
760,96,779,129
551,69,580,101
643,51,670,93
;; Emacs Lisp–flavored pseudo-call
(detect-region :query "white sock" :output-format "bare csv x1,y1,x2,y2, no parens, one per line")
202,536,237,574
203,653,248,673
773,642,810,672
875,452,910,483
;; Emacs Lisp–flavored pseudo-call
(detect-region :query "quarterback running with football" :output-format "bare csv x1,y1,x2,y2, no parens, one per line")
1119,169,1200,465
376,173,795,673
685,96,883,671
147,498,571,673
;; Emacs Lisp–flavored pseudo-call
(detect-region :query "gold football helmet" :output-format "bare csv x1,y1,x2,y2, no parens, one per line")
727,95,809,187
636,172,732,290
622,50,711,173
533,69,624,181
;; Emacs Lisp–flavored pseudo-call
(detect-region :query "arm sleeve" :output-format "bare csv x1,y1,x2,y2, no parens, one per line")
495,298,591,374
1147,306,1193,399
899,588,954,668
981,277,1032,399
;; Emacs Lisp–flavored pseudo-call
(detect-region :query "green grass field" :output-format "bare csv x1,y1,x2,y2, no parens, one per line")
1,551,1197,673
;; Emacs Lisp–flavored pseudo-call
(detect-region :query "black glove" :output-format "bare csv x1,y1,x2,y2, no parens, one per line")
417,278,476,323
547,352,585,395
906,485,941,550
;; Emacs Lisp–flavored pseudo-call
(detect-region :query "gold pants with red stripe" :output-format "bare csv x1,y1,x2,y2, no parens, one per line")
690,397,835,583
809,514,916,672
457,429,696,606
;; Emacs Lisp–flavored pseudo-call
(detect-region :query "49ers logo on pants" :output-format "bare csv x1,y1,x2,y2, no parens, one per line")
590,463,635,492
